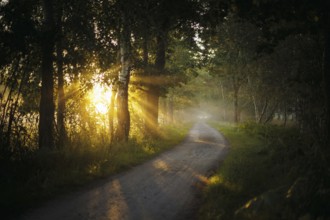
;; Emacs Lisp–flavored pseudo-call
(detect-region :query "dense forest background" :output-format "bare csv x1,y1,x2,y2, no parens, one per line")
1,0,330,218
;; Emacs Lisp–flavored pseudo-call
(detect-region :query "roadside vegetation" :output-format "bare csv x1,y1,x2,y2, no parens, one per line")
198,122,330,220
2,1,330,219
1,123,190,218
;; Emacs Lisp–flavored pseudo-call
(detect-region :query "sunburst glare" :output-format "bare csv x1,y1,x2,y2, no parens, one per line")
88,84,112,115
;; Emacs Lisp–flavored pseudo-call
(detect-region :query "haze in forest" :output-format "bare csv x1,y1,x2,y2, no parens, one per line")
1,0,330,219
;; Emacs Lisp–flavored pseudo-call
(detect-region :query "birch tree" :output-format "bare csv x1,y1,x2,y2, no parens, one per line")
116,5,131,142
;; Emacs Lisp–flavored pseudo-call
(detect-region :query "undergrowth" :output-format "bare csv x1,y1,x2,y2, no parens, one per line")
0,123,190,219
197,121,325,220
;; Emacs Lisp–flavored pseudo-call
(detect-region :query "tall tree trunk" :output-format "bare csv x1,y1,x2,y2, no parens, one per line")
155,32,166,71
283,102,287,127
322,3,330,160
233,86,239,123
116,15,131,142
146,30,167,132
146,86,159,131
247,76,258,123
168,96,174,123
258,98,268,124
142,30,150,133
56,8,66,148
109,85,116,144
7,57,29,145
219,80,226,121
0,58,20,129
39,0,55,150
252,95,259,123
264,101,278,124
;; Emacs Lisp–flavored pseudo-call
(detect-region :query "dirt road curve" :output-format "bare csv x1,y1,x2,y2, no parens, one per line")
20,122,229,220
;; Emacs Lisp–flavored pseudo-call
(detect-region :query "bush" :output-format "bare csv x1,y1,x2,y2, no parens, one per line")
198,122,319,220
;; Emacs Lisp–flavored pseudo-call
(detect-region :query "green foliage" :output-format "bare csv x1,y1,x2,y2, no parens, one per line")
198,122,309,220
238,121,298,141
1,0,329,218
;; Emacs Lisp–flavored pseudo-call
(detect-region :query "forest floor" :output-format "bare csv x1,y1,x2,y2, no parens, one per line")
19,122,229,220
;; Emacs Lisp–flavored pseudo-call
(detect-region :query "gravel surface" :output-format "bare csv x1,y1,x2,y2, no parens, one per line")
20,122,229,220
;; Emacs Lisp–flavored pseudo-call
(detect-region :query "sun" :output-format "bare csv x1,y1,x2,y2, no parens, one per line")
95,102,108,114
88,84,112,114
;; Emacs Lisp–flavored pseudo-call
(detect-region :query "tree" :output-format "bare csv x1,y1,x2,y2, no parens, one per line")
140,0,198,132
210,15,262,123
322,1,330,157
116,18,131,141
114,0,134,142
39,0,56,150
55,1,67,148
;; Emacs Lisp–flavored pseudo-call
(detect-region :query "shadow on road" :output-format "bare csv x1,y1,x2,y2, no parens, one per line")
20,122,229,220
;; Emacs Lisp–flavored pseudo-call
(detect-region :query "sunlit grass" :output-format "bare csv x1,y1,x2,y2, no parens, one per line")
1,123,191,218
103,123,190,172
208,175,241,192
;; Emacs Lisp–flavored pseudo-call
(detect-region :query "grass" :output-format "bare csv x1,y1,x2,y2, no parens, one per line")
101,124,190,174
197,122,301,220
1,123,190,219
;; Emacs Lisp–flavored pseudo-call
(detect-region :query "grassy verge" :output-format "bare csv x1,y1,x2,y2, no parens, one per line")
1,123,190,218
197,122,302,220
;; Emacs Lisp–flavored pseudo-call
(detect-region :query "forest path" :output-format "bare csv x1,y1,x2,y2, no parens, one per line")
20,122,229,220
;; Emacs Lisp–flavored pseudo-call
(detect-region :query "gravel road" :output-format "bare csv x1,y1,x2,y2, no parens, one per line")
20,122,229,220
